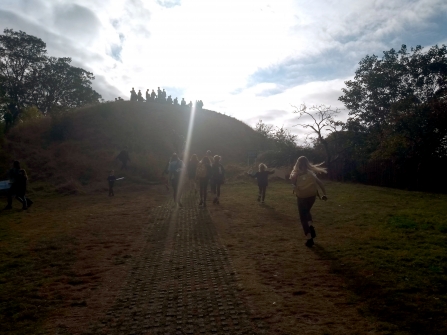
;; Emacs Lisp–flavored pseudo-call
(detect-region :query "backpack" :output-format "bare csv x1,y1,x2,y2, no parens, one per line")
294,171,318,198
196,163,207,179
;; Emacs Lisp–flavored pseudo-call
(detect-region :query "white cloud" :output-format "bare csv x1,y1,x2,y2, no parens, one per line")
1,0,446,130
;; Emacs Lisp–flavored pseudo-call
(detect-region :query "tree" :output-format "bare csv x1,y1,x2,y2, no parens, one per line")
292,104,344,176
0,29,101,120
339,44,447,159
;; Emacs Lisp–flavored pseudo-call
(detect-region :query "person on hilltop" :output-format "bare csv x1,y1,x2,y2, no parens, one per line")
146,89,150,102
130,87,137,101
137,90,145,102
181,98,186,107
167,153,185,207
157,87,162,100
173,97,178,105
187,154,199,194
116,146,131,170
196,156,212,207
211,155,225,205
167,95,173,104
197,100,204,109
162,89,167,102
289,156,328,248
248,163,275,203
151,89,157,100
187,101,192,108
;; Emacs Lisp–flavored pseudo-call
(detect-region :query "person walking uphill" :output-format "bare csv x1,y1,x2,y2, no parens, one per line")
187,154,199,194
248,163,275,203
196,156,212,207
168,153,185,207
211,155,225,204
289,156,327,247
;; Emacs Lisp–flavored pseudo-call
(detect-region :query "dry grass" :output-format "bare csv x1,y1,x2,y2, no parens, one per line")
209,179,447,335
1,179,445,335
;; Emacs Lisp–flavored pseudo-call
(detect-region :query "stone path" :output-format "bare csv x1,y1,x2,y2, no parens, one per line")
93,194,264,335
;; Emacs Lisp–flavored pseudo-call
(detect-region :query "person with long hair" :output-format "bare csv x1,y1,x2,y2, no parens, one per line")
187,154,199,194
289,156,327,247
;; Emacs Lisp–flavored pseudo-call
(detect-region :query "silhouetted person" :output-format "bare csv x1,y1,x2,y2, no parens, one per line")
137,90,145,102
151,89,157,100
146,89,150,102
188,101,192,108
157,87,162,101
197,100,204,109
4,161,21,210
181,98,186,107
162,89,167,100
130,87,137,101
117,147,131,170
167,95,173,104
15,169,32,210
173,97,179,105
3,111,12,133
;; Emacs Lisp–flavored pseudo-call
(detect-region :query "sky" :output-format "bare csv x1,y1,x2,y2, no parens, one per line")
1,0,447,141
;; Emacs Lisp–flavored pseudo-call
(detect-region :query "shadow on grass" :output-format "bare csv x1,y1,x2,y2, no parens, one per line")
310,243,446,335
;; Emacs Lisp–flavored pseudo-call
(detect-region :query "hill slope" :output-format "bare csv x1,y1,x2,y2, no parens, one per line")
1,101,262,193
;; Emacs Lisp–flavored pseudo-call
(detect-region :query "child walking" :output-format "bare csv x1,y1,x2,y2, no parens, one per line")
211,155,225,204
196,156,212,207
289,156,327,247
248,163,275,203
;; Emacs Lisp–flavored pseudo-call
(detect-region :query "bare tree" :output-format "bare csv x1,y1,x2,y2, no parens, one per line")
292,104,344,175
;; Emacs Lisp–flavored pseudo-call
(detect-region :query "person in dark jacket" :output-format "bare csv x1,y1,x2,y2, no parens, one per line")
116,147,131,170
15,169,32,210
108,170,116,196
211,155,225,204
196,156,212,207
4,161,20,210
248,163,275,203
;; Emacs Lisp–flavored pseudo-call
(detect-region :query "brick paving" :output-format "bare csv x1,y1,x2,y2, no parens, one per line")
93,193,265,335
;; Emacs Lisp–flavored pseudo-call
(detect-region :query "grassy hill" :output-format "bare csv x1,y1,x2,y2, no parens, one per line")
0,101,262,193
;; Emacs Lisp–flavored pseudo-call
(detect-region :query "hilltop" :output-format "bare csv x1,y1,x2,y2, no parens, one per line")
0,102,262,193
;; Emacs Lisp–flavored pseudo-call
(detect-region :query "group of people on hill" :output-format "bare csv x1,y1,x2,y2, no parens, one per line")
121,87,204,109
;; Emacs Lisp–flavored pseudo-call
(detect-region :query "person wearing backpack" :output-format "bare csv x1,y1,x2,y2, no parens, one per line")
167,153,185,207
211,155,225,204
289,156,327,247
248,163,275,203
196,156,212,207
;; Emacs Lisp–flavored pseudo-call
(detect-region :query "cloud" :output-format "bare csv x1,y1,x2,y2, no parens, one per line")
156,0,181,8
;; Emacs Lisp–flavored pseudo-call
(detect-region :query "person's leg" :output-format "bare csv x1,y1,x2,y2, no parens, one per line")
257,186,262,202
172,179,178,202
203,180,208,206
216,183,221,204
5,185,16,209
297,197,313,246
199,179,204,205
261,185,266,202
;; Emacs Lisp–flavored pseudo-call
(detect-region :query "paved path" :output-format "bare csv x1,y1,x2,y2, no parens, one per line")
94,194,264,335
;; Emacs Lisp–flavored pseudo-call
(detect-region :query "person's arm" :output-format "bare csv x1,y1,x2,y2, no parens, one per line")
268,170,275,175
315,177,327,200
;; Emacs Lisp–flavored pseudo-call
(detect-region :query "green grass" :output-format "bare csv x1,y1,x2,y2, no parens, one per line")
226,179,447,334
